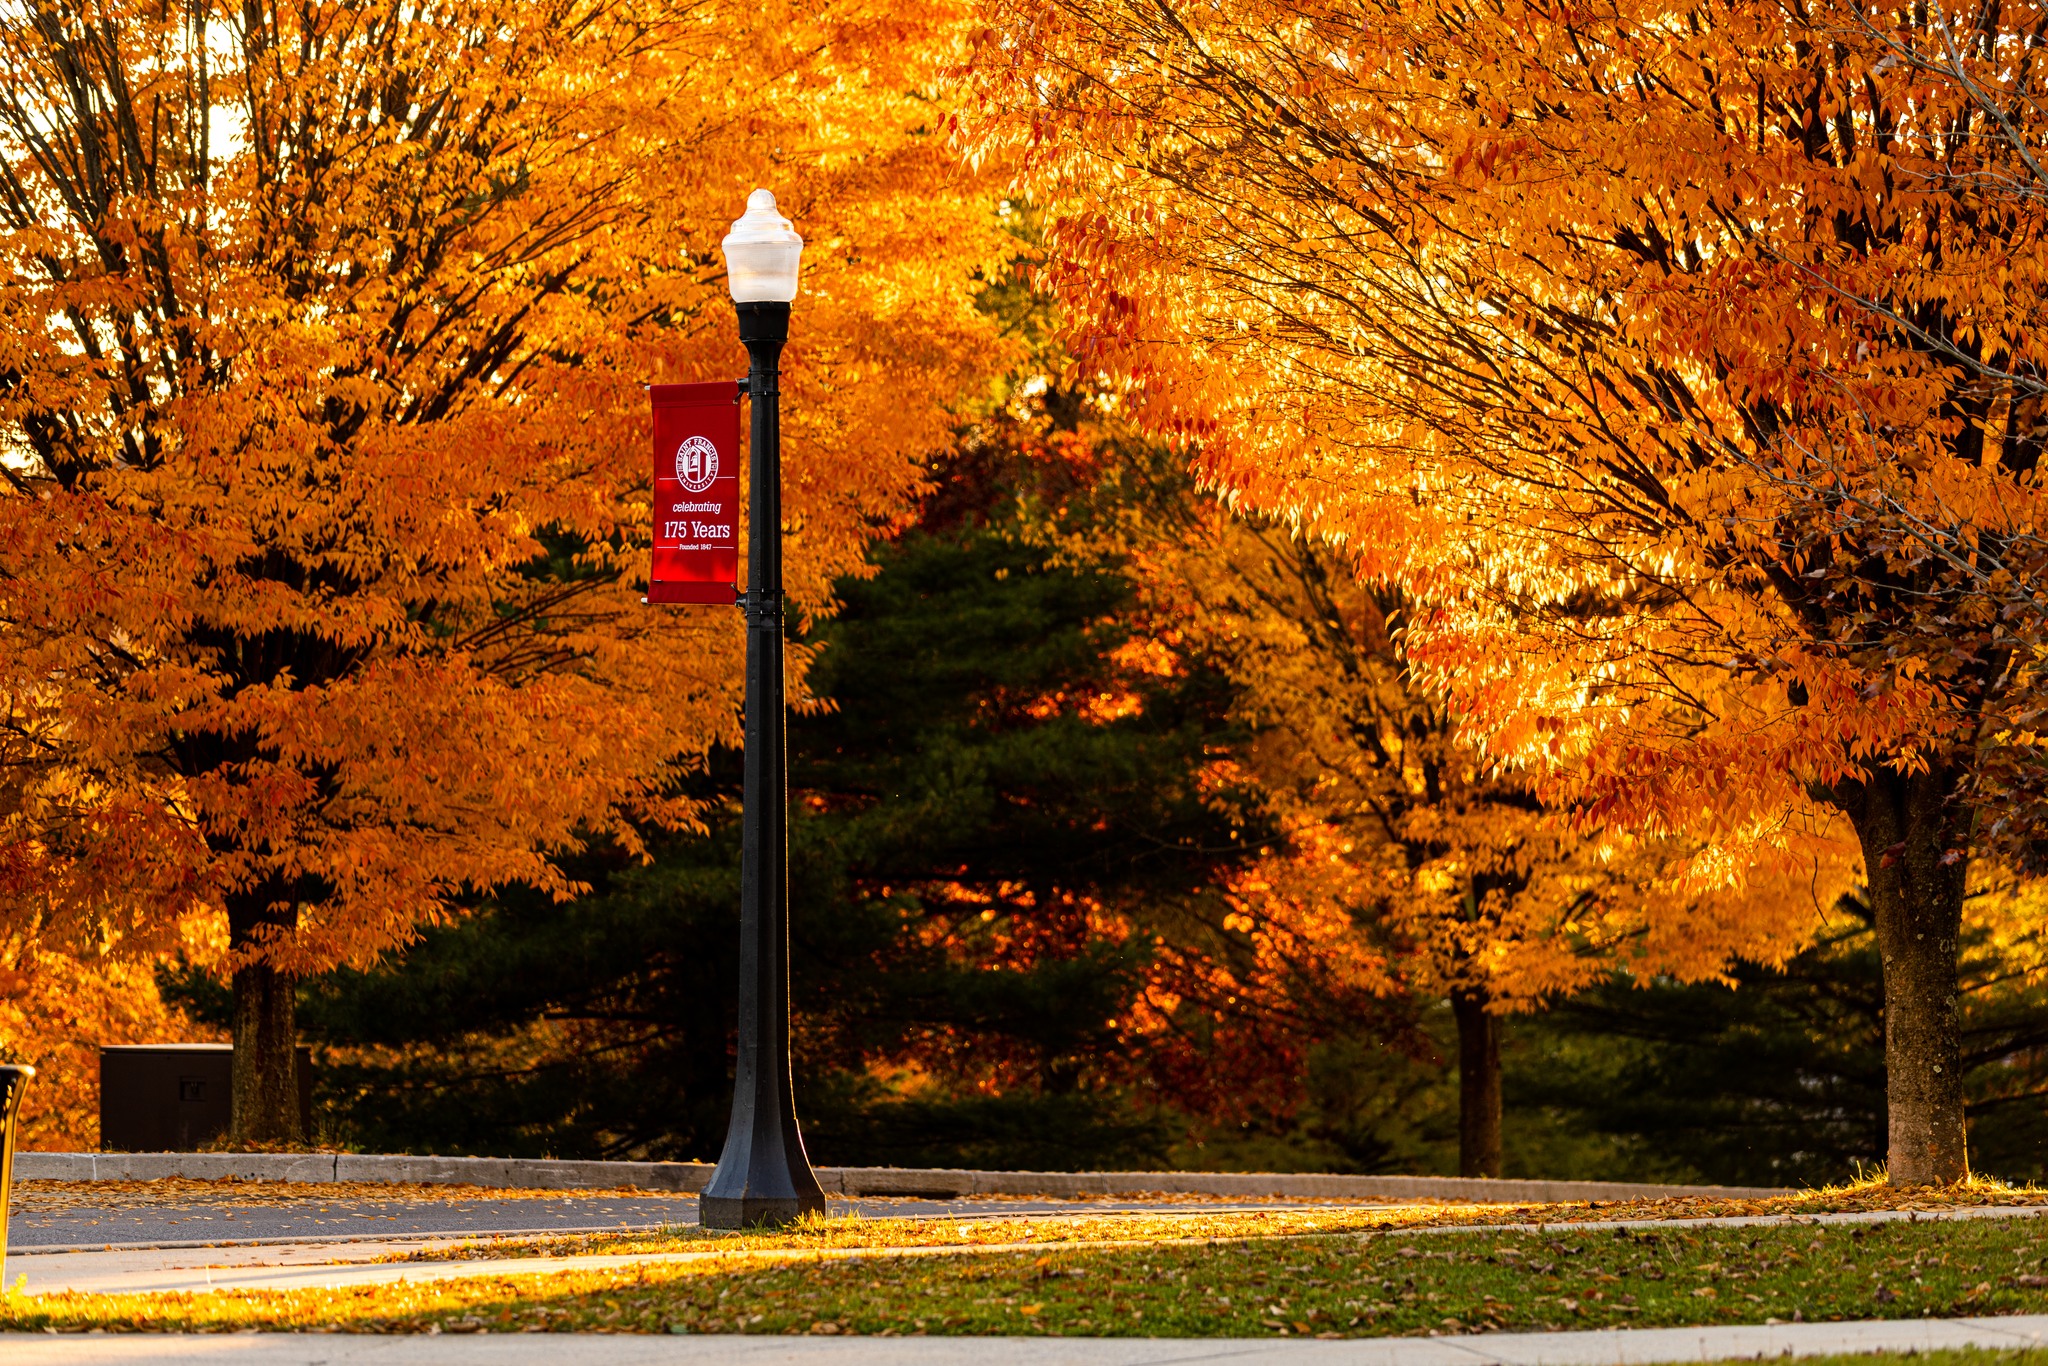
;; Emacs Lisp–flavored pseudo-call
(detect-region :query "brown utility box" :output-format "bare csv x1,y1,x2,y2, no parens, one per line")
98,1045,312,1151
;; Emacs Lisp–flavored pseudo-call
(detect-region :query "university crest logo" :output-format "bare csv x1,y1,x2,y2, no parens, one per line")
674,435,719,493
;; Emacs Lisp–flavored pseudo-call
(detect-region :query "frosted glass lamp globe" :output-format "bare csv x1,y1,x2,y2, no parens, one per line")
721,189,804,304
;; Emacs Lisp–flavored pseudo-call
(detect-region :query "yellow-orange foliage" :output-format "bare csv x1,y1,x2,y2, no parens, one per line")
0,0,1009,1134
971,0,2048,1180
1123,501,1851,1166
1187,522,1810,979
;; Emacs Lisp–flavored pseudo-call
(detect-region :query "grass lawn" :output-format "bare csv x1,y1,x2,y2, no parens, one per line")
8,1203,2048,1336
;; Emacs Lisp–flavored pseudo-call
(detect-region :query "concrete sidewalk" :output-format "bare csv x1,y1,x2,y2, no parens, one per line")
8,1314,2048,1363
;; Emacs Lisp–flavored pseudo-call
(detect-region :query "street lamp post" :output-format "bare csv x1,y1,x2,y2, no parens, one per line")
699,190,827,1230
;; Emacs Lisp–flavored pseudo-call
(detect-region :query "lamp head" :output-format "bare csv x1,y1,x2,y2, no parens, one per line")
721,188,804,304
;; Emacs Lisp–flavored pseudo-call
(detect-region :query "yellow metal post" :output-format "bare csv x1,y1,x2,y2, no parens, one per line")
0,1064,34,1291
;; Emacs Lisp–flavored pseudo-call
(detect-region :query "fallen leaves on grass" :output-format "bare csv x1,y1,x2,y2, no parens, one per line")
381,1175,2048,1267
11,1209,2048,1338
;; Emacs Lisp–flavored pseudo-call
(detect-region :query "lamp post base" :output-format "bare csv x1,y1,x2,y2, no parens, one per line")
700,1191,826,1230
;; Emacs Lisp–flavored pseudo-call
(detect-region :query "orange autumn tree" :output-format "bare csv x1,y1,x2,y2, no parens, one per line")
0,0,1007,1140
1126,509,1845,1175
971,0,2048,1182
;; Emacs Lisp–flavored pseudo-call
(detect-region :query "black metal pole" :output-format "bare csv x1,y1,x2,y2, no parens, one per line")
0,1064,33,1287
700,300,826,1230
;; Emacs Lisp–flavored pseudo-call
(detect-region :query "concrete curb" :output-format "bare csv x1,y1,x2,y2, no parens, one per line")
13,1152,1785,1203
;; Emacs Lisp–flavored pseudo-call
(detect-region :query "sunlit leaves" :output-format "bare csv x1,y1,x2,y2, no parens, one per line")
969,0,2048,859
0,0,1011,975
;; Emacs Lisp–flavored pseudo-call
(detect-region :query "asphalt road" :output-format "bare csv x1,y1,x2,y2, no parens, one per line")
9,1194,702,1250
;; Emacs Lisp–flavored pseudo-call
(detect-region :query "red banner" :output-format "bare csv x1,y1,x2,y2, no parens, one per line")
649,381,741,605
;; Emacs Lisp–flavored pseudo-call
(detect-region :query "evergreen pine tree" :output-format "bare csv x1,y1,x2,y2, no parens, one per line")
270,423,1263,1165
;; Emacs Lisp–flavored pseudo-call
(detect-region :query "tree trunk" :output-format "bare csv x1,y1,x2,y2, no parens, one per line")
227,891,304,1147
1452,987,1502,1179
1829,763,1970,1186
230,961,301,1145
